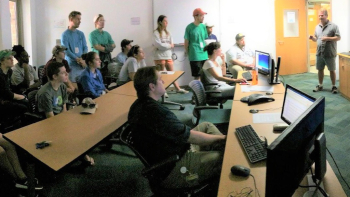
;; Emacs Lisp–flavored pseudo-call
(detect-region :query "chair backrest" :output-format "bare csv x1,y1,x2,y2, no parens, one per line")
27,90,39,113
120,124,151,168
199,69,210,87
38,65,45,83
189,80,207,106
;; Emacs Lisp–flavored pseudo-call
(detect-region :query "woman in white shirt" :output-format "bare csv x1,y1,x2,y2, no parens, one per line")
117,45,146,86
153,15,188,95
202,42,246,98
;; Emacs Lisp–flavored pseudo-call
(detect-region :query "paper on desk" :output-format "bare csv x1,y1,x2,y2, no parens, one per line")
253,113,284,124
160,71,174,74
241,86,274,92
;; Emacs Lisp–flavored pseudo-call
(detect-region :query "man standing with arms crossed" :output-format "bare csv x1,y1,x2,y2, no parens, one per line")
61,11,88,89
310,8,340,94
184,8,208,80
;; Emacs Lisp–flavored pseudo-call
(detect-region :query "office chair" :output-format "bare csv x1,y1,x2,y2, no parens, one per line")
189,80,231,127
24,90,45,125
120,123,210,197
199,70,231,109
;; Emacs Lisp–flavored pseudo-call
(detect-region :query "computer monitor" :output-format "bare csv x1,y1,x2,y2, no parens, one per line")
281,85,316,125
265,95,326,197
255,50,271,75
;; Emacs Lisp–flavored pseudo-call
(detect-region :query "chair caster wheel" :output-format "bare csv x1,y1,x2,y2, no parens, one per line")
180,106,185,110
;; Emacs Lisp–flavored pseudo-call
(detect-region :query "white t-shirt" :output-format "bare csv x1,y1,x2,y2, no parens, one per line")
202,60,226,84
153,30,173,60
11,63,38,86
226,43,254,66
118,57,146,82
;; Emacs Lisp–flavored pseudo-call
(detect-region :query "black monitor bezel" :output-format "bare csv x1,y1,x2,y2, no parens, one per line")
281,84,316,125
255,50,271,75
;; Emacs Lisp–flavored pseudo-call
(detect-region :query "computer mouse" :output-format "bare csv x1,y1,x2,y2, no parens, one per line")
249,109,259,114
231,165,250,177
266,92,273,95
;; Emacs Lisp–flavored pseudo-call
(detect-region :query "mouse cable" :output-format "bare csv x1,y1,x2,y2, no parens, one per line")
250,174,261,197
326,147,350,191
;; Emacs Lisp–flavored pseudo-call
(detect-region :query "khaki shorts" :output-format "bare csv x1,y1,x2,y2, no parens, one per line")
316,56,336,71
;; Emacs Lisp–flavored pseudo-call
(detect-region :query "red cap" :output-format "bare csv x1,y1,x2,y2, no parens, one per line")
193,8,207,16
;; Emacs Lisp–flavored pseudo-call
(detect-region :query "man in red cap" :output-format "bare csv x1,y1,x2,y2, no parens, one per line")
184,8,208,80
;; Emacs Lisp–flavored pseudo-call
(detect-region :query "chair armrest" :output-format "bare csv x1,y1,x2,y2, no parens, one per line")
223,74,233,78
24,112,44,120
194,106,219,110
204,82,219,86
205,90,222,94
66,102,76,107
141,155,180,177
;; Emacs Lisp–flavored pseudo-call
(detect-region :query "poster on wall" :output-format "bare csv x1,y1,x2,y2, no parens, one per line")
283,9,299,37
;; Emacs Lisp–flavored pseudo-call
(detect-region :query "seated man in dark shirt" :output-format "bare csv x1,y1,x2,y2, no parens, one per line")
128,66,226,189
0,49,28,123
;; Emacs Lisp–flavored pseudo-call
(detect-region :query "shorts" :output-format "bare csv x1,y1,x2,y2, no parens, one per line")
190,60,206,77
154,59,173,71
316,56,336,71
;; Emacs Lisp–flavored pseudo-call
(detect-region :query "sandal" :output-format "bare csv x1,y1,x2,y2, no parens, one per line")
81,155,95,166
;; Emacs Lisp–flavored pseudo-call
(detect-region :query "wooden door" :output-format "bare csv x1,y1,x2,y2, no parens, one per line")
275,0,308,75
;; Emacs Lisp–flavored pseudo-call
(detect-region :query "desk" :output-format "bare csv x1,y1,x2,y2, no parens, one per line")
234,73,286,101
109,71,185,97
4,93,136,171
217,83,347,196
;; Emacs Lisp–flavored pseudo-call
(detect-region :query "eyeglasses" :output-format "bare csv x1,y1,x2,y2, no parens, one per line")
82,103,96,108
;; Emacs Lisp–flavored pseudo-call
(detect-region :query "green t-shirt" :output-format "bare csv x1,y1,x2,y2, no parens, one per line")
88,29,115,54
184,23,208,61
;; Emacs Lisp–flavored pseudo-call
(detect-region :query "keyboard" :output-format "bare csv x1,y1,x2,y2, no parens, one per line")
242,71,253,81
235,125,267,163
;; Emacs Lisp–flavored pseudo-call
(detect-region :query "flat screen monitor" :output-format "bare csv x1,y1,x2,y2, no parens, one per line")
265,95,325,197
255,50,270,75
281,85,316,125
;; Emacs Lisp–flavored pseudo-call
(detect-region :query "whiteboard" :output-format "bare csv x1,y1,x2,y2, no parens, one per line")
153,0,221,44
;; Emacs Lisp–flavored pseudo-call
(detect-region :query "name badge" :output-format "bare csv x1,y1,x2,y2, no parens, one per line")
200,42,203,48
75,47,79,53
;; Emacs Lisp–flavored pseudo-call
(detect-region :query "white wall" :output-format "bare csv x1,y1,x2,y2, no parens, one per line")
332,0,350,79
2,0,348,85
0,0,12,49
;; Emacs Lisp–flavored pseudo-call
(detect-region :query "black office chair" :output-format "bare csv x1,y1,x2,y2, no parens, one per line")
120,123,210,197
199,70,231,109
24,90,45,125
189,80,231,127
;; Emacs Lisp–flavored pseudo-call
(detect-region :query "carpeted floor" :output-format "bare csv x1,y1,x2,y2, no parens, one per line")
1,72,349,197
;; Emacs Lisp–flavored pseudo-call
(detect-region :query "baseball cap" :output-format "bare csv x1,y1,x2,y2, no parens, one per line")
80,97,98,114
235,33,245,41
193,8,207,16
121,39,133,48
0,49,16,61
205,22,214,27
52,45,67,55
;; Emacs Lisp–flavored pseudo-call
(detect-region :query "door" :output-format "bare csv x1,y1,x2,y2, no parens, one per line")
275,0,308,75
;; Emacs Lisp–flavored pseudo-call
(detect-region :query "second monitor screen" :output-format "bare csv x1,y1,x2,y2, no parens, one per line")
255,50,270,75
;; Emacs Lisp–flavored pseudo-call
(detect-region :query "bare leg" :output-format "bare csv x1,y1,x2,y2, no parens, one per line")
165,61,182,91
330,70,336,86
318,69,324,85
0,136,27,180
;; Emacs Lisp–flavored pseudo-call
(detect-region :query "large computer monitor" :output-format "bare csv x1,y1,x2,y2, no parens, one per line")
265,95,326,197
281,85,316,125
255,50,271,75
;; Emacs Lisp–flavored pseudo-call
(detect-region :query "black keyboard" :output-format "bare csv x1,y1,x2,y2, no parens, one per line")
242,71,252,81
235,125,267,163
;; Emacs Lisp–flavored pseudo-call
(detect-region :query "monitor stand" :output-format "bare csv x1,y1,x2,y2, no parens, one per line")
302,175,327,197
268,77,281,84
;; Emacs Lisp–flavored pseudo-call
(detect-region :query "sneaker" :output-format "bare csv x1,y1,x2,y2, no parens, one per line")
331,86,338,94
313,85,323,92
176,89,189,94
164,93,169,98
15,178,43,190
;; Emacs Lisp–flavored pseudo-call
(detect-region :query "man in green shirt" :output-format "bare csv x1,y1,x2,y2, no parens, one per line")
184,8,208,80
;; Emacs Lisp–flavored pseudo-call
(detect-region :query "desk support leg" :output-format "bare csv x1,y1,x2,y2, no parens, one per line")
161,95,185,110
26,156,36,197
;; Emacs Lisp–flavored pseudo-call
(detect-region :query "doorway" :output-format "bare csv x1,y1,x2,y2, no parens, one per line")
307,0,331,75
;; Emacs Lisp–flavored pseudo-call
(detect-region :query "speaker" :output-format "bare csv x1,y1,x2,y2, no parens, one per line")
275,56,281,83
268,58,275,84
